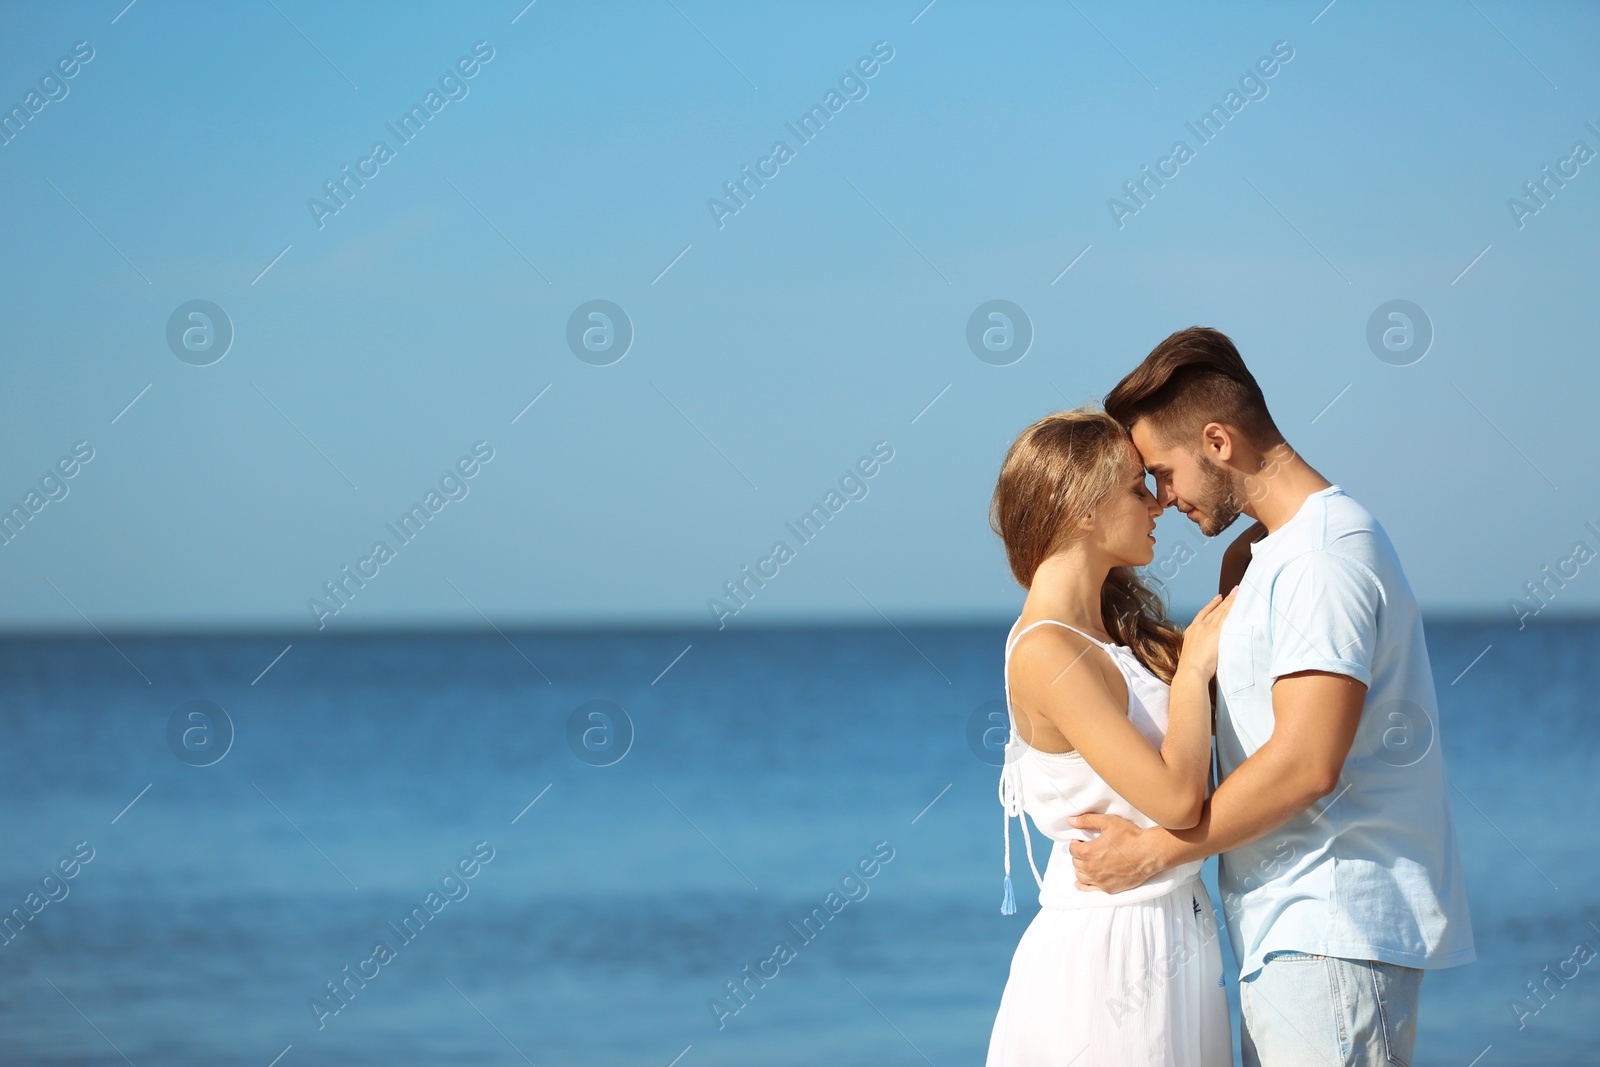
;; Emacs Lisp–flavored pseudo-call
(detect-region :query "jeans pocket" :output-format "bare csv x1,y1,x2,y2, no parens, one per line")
1369,961,1423,1067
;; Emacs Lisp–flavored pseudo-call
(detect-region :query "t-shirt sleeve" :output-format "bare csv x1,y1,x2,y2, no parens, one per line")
1266,549,1381,687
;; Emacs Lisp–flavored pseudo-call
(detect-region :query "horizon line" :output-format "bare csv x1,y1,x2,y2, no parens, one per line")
0,608,1578,642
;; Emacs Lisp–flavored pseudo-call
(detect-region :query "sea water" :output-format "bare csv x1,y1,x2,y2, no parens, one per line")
0,619,1594,1065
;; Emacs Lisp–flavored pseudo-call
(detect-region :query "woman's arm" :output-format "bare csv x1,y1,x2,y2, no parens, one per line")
1067,670,1366,891
1009,593,1234,830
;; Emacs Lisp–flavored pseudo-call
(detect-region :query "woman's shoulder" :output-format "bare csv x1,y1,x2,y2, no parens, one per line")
1007,621,1124,695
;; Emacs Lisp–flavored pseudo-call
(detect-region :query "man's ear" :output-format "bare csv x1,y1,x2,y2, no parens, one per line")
1200,421,1235,463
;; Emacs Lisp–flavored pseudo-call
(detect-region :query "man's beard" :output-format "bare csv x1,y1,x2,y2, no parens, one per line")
1193,455,1245,537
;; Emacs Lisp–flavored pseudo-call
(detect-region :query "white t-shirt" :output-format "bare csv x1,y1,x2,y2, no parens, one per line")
1215,485,1476,981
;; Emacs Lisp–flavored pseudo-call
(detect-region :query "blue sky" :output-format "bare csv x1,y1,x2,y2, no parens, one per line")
0,0,1596,632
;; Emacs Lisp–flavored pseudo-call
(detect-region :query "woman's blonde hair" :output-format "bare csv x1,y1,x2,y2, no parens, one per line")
989,406,1183,683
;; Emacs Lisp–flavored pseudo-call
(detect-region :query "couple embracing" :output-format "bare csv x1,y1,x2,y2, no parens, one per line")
984,328,1475,1065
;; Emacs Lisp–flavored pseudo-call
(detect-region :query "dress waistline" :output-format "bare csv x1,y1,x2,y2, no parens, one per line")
1036,842,1206,910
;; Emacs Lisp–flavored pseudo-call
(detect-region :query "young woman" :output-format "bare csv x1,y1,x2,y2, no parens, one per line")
985,407,1235,1066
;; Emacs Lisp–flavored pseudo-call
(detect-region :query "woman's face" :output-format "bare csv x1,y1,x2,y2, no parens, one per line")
1090,444,1164,567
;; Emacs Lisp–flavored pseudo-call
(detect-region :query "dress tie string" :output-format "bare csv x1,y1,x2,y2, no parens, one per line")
998,752,1043,915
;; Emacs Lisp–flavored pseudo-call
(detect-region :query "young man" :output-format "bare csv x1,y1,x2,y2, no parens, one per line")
1068,327,1475,1065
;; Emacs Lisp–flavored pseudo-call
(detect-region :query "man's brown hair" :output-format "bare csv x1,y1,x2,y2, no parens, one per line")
1103,327,1283,450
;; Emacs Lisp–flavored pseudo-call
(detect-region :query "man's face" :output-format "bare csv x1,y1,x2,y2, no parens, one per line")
1128,419,1245,538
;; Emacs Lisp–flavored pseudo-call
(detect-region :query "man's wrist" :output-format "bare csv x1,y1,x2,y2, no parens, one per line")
1141,825,1191,874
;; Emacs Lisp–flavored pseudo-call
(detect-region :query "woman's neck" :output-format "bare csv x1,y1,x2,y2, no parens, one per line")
1023,551,1111,637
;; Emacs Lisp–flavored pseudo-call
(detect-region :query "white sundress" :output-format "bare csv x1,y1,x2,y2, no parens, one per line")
986,619,1232,1067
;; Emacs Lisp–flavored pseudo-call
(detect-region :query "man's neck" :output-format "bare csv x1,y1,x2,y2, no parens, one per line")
1244,445,1332,534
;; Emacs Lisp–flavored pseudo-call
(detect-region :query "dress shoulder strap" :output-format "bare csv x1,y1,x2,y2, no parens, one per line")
1004,618,1113,660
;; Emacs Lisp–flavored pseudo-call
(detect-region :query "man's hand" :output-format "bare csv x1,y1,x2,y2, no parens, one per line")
1066,812,1167,893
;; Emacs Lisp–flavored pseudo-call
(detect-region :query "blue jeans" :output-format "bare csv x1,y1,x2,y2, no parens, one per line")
1240,950,1423,1067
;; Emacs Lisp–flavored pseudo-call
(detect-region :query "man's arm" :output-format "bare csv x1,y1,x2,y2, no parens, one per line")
1068,669,1366,891
1218,520,1266,596
1071,546,1381,891
1211,520,1266,744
